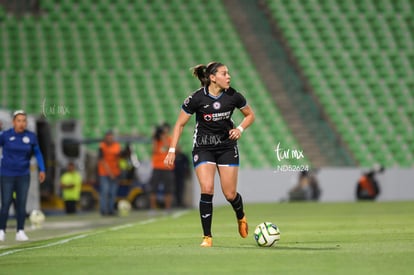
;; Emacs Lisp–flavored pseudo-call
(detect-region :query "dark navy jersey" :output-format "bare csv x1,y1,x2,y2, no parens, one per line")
181,86,247,150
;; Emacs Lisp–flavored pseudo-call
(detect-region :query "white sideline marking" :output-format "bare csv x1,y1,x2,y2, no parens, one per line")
171,210,190,219
139,218,156,225
0,234,89,257
0,210,191,257
109,224,133,231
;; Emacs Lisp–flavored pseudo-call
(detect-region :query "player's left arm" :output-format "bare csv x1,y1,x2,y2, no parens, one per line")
33,143,46,183
164,110,192,167
238,105,255,131
229,105,255,140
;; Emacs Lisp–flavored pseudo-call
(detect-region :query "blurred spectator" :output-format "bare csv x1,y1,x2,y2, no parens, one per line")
119,143,133,182
173,146,190,208
356,165,384,201
149,123,174,212
60,162,82,214
98,130,121,216
289,170,321,201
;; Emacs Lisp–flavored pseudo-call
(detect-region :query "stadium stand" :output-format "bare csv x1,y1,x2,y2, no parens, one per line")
0,0,308,168
265,0,414,167
3,0,411,168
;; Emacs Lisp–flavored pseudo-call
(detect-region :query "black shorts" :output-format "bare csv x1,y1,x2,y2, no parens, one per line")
192,146,240,168
149,169,174,194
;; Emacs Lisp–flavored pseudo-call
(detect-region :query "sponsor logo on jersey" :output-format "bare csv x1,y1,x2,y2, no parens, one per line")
202,111,231,122
203,114,212,121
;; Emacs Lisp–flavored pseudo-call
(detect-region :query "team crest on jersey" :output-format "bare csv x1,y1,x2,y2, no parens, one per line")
193,154,199,163
203,114,212,121
213,101,221,110
22,136,30,144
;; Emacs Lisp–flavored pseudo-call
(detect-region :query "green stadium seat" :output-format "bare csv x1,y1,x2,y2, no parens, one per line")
0,0,307,167
265,0,413,167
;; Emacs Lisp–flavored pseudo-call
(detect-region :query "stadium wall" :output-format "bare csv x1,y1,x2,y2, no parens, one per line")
190,168,414,207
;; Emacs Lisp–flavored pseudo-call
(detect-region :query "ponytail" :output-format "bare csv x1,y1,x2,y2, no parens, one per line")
192,64,209,86
192,61,224,87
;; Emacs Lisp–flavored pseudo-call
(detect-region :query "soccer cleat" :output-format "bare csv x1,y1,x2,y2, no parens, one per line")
16,230,29,241
238,216,248,238
0,230,5,241
200,236,212,247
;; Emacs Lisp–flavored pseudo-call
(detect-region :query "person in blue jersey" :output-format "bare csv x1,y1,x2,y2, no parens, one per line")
0,110,46,242
164,62,255,247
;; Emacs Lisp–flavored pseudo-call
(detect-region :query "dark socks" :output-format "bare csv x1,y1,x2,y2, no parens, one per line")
228,193,245,220
199,193,213,237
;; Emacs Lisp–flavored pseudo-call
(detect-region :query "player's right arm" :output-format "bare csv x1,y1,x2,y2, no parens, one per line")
164,110,191,167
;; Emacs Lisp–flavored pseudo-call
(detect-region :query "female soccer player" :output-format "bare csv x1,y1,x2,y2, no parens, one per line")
164,62,255,247
0,110,46,241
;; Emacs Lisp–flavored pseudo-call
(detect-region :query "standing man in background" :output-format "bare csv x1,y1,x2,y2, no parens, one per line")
0,110,46,241
98,130,121,216
149,124,175,213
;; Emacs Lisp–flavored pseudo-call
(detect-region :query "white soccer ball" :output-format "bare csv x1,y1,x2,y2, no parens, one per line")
254,222,281,247
117,199,131,216
30,209,45,229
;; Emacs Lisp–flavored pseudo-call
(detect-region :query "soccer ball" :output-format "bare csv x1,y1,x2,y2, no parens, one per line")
254,222,281,247
117,199,131,216
30,209,45,229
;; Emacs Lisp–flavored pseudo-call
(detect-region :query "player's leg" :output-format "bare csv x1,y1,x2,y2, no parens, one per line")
99,176,110,215
217,147,248,238
195,163,215,247
193,151,216,247
108,177,118,215
14,175,30,241
0,176,15,239
218,165,248,238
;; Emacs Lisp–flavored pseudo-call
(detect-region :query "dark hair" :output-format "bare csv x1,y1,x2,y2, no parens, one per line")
192,62,224,86
162,122,171,132
153,125,164,141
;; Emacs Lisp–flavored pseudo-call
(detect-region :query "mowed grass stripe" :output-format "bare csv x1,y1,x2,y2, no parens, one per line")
0,210,190,257
0,202,413,275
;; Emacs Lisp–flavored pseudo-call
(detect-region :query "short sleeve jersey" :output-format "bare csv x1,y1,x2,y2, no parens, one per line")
181,86,247,151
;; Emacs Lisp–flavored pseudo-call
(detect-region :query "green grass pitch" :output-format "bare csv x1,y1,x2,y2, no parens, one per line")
0,201,413,274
